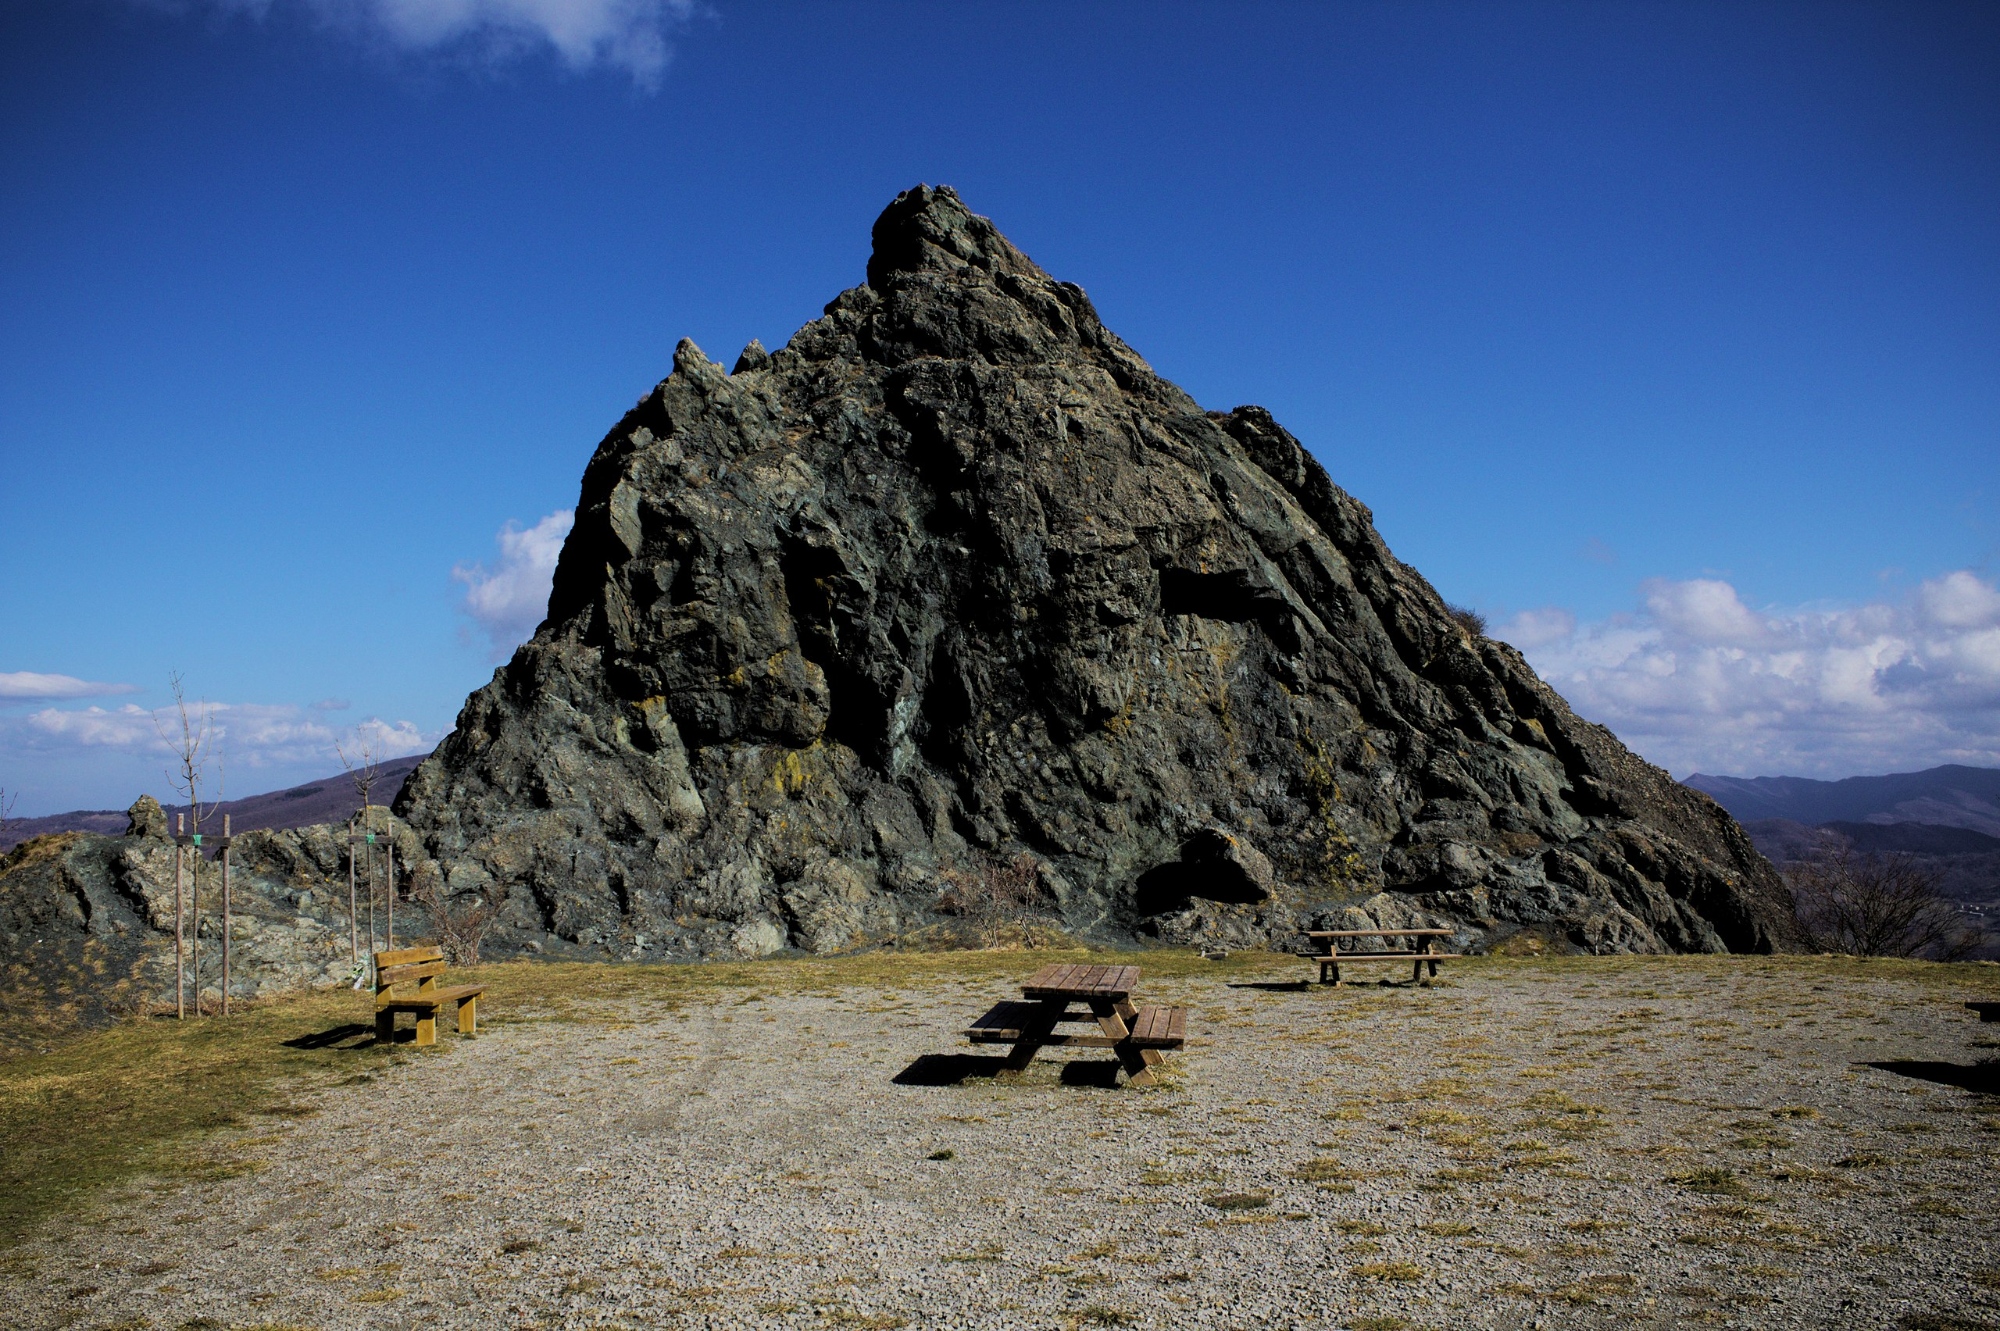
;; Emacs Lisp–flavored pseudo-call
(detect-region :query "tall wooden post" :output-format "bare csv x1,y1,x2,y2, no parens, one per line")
174,813,186,1020
385,840,395,949
366,831,377,959
189,823,202,1015
346,817,359,963
219,814,233,1017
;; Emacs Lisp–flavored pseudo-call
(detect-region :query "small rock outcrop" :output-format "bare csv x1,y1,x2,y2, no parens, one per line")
125,795,168,840
395,184,1800,961
0,813,418,1047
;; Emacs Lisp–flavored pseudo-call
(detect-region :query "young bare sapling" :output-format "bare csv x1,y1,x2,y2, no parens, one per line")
337,737,381,829
156,672,218,1014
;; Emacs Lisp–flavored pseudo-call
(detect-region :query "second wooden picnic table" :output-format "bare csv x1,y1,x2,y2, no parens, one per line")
1303,928,1460,985
964,963,1186,1087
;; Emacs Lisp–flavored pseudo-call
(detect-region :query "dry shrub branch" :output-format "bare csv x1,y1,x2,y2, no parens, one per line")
1784,838,1986,961
936,852,1047,948
406,862,497,964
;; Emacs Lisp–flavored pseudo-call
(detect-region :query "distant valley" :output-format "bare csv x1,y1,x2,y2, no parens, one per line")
1686,764,2000,950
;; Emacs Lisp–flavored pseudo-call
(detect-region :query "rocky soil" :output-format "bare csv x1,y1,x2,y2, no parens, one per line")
11,953,1996,1330
395,183,1797,963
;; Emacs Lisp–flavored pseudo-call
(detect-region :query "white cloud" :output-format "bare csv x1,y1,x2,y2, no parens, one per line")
154,0,696,87
0,672,139,701
19,702,433,771
1499,570,2000,779
454,509,573,660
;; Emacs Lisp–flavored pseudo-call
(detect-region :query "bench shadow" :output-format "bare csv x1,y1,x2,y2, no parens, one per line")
892,1053,1010,1086
1227,980,1311,992
281,1023,378,1050
1862,1059,2000,1094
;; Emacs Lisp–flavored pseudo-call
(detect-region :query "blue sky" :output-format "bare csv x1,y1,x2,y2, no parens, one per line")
3,0,1997,814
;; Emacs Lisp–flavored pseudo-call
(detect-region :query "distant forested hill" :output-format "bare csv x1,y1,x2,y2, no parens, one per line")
0,754,427,852
1685,765,2000,837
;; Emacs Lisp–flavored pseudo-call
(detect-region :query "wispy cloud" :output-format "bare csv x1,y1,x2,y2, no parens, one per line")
454,508,573,660
145,0,698,87
18,702,432,770
1501,569,2000,779
0,672,139,701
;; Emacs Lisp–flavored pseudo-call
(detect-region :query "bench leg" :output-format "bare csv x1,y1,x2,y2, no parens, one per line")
1427,957,1441,977
375,1009,394,1044
1412,959,1424,985
1324,956,1341,986
1116,1042,1163,1087
415,1012,436,1047
458,995,478,1036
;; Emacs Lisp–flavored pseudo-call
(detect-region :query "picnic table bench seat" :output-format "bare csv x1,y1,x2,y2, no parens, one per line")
374,945,484,1046
1126,1005,1187,1048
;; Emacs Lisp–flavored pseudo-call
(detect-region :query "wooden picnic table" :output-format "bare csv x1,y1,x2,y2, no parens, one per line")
1303,928,1461,986
964,963,1186,1087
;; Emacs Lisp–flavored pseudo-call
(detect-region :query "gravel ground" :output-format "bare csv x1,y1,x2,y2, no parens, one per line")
9,954,2000,1331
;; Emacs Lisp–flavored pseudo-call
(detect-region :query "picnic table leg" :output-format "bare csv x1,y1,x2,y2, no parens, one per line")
1091,998,1132,1042
1001,1000,1062,1073
1324,954,1341,986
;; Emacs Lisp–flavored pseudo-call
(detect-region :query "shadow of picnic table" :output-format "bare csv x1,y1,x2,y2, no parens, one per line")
1862,1058,2000,1094
892,1052,1128,1089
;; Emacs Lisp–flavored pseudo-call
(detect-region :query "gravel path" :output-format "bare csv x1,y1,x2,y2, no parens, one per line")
10,955,2000,1330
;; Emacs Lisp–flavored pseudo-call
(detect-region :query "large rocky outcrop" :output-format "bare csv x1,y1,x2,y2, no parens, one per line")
396,184,1801,960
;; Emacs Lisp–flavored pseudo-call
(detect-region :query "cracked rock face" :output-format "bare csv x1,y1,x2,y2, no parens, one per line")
396,184,1800,960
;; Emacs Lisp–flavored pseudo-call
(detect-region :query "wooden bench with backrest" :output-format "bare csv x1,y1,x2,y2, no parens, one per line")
374,945,484,1046
1303,928,1463,985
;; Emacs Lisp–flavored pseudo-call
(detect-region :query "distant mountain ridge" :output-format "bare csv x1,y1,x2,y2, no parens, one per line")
1684,764,2000,838
0,754,428,853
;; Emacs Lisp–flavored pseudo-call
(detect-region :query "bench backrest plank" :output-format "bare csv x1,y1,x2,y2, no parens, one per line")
378,959,447,988
376,945,444,968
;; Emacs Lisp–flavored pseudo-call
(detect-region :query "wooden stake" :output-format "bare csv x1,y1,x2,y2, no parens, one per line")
385,840,395,949
220,814,231,1017
189,820,201,1016
174,813,185,1020
347,817,358,963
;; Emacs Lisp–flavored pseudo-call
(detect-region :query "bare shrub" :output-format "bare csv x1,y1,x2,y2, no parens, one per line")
407,862,497,965
936,852,1047,948
1445,603,1487,637
0,785,16,851
1785,839,1986,961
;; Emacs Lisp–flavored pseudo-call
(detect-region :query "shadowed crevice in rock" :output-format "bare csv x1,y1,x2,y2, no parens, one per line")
391,183,1802,962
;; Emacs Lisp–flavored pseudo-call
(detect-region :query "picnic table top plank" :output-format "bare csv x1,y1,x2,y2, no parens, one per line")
1022,963,1140,999
1305,928,1455,937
